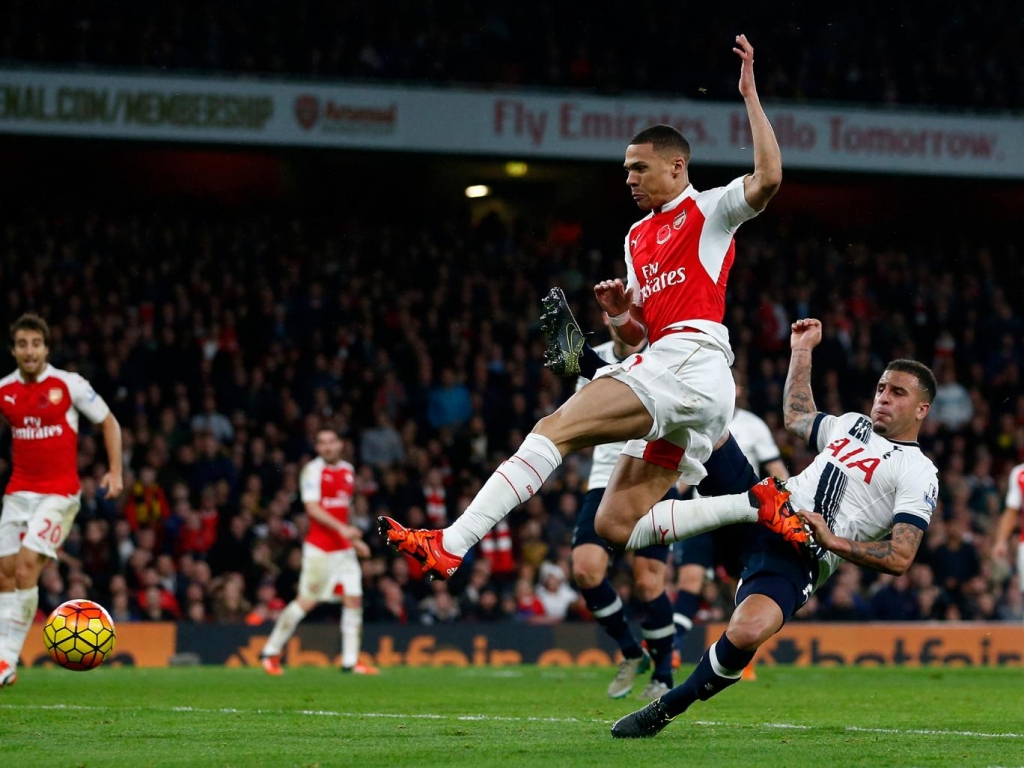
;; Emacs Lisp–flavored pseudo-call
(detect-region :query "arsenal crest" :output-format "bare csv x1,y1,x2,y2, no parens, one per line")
673,210,687,230
48,387,63,405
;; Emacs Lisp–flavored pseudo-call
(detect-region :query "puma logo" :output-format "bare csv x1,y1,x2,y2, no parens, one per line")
3,395,15,405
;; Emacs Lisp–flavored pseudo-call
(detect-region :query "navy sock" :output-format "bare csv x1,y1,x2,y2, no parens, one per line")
696,434,760,497
581,581,642,659
661,634,756,717
577,344,606,380
640,592,675,686
672,590,701,647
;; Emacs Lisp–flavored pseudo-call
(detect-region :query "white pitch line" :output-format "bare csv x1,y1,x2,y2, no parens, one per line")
2,704,1023,740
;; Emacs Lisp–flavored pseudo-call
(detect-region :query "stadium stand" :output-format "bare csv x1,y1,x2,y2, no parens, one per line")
1,1,1022,634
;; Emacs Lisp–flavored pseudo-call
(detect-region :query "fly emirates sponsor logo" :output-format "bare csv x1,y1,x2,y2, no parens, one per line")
12,415,63,440
639,262,686,302
320,495,352,510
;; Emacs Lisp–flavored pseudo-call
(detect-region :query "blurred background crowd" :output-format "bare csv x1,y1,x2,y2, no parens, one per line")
2,0,1023,109
2,200,1021,631
1,3,1022,634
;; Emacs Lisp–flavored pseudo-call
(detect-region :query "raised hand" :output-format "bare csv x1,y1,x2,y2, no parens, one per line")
733,34,757,99
790,318,822,351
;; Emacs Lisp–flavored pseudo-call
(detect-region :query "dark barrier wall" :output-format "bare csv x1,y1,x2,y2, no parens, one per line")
22,622,1024,670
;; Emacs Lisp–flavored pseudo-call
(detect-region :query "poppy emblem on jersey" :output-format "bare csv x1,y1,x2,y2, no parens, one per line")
673,210,686,230
656,225,672,245
48,388,63,405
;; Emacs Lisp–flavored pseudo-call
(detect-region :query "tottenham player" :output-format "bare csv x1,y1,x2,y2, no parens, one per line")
380,35,785,580
261,426,377,675
568,315,679,700
612,318,938,738
0,313,123,687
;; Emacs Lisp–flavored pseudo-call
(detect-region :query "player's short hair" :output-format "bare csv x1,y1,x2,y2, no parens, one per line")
885,359,936,403
316,425,343,439
9,313,50,347
629,125,691,161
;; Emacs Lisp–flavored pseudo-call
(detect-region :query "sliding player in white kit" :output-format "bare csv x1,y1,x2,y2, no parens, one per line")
261,426,377,675
612,318,939,738
0,313,123,688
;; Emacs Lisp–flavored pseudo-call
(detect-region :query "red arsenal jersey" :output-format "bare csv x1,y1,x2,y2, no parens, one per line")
299,456,355,552
624,176,759,356
0,364,110,496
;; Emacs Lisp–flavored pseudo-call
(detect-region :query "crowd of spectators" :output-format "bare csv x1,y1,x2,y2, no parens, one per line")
2,1,1023,111
2,191,1021,633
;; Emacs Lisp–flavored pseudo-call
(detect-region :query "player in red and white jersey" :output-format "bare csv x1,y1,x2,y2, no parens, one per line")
0,313,122,687
993,462,1024,594
380,35,784,580
260,426,376,676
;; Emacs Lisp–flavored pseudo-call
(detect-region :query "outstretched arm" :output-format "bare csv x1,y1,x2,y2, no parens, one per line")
734,34,782,211
783,318,822,442
798,511,923,576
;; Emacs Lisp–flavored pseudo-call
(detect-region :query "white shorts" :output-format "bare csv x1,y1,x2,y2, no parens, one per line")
0,492,82,559
297,542,362,602
595,334,735,485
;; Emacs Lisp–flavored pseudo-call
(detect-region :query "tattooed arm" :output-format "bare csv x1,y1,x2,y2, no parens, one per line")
783,318,823,442
797,511,924,575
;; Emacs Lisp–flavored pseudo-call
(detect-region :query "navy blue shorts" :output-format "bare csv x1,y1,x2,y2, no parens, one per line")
733,524,818,623
673,528,742,576
571,486,678,563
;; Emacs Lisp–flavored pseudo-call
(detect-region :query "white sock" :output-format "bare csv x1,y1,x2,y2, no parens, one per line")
7,587,38,664
626,493,756,550
0,591,17,665
444,433,561,556
262,601,307,657
341,607,362,669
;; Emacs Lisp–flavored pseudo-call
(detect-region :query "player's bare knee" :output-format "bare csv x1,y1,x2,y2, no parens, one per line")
571,546,607,588
676,564,706,594
632,562,665,602
726,611,776,651
593,515,627,546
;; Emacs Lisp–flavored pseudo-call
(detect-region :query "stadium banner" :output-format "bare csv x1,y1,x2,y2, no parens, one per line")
21,622,177,668
1,68,1023,178
710,622,1024,667
18,621,1024,669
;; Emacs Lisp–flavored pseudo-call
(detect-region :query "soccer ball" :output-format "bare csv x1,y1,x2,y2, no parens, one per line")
43,599,116,671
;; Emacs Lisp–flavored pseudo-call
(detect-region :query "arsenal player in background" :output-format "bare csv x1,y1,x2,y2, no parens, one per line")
0,313,123,687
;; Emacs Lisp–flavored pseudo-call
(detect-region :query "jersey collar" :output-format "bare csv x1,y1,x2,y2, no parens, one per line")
16,363,51,384
654,184,697,214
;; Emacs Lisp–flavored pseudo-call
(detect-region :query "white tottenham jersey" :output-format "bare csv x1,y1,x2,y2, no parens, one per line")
786,412,939,588
731,408,782,473
577,338,648,490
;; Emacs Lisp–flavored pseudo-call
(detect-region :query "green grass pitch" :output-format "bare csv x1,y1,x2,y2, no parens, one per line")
2,665,1022,767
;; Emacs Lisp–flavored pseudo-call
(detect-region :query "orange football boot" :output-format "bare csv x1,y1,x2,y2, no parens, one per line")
377,516,463,580
0,659,17,687
748,478,808,545
344,661,380,675
260,654,284,676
